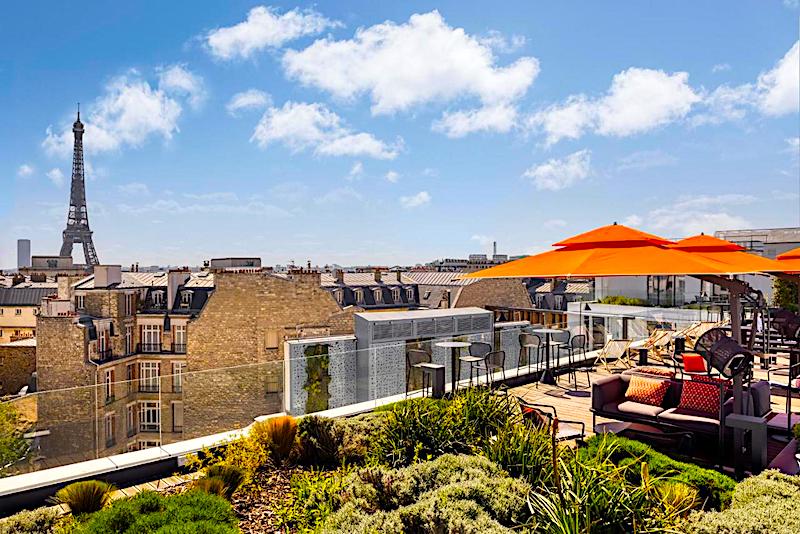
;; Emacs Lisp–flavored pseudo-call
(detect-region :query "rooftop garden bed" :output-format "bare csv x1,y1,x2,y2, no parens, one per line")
1,387,795,533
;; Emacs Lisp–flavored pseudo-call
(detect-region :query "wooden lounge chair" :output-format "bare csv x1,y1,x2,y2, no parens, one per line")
641,328,674,362
594,338,633,372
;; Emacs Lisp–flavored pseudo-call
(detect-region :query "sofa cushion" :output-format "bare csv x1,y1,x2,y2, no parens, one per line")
625,375,670,407
682,353,707,373
678,379,720,416
658,407,720,427
630,366,676,379
616,401,665,418
748,380,772,417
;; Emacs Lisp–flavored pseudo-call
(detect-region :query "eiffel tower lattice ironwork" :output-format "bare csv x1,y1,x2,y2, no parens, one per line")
59,108,99,266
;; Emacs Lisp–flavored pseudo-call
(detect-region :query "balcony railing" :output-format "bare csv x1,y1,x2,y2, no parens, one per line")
138,343,163,353
138,382,160,393
139,422,160,432
172,343,187,354
96,348,113,361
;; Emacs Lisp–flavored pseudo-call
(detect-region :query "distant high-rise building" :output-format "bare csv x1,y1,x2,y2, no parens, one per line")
17,239,31,269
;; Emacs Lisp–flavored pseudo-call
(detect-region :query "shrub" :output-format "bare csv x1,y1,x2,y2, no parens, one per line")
598,295,650,306
276,469,349,532
202,464,245,499
52,481,114,516
369,388,512,467
75,490,238,534
192,477,228,499
334,412,387,464
0,507,59,534
251,415,297,465
482,421,553,486
0,402,30,475
320,454,530,533
581,434,735,509
685,470,800,534
298,416,342,467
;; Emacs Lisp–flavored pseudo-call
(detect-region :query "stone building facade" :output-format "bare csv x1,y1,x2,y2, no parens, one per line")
0,342,36,396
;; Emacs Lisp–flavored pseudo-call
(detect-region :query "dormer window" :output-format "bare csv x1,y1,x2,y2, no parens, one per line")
334,289,343,305
392,288,401,303
354,289,364,304
152,290,164,307
180,290,193,309
374,289,383,304
76,295,85,310
406,287,414,302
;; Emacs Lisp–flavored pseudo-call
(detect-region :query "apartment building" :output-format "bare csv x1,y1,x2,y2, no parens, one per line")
0,285,56,344
320,270,419,310
32,263,356,468
404,271,533,310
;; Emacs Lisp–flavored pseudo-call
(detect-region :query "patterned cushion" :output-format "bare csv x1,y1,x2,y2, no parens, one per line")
634,366,675,379
682,353,707,373
678,380,721,415
625,375,670,407
692,374,731,388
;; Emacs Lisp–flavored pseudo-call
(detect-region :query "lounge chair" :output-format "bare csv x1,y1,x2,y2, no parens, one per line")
594,338,633,372
641,328,675,363
515,396,585,441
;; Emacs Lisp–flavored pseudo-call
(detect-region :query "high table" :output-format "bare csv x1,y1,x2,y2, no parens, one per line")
530,328,564,385
435,341,472,393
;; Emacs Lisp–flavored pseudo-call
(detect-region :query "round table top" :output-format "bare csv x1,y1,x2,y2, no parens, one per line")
435,341,472,348
530,328,564,334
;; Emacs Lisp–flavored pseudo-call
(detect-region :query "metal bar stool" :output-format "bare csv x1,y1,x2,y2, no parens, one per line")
405,349,443,397
519,333,543,387
459,341,492,388
475,350,506,388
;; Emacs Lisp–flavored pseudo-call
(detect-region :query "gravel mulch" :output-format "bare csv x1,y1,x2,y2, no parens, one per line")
232,467,304,534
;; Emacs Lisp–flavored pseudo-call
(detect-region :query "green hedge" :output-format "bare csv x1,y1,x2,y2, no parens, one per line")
581,434,735,510
685,470,800,533
74,490,238,534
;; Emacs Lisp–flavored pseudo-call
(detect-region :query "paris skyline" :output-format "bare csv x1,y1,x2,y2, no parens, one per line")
1,1,799,268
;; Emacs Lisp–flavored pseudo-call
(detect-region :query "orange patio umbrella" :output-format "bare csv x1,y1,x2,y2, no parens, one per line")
463,224,761,280
776,246,800,273
668,234,786,273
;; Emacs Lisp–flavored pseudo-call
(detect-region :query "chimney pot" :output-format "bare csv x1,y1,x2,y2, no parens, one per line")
374,270,382,283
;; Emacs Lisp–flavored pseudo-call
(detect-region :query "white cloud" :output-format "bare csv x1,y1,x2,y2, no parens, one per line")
251,101,401,159
384,170,400,183
46,168,65,187
711,63,731,73
479,31,526,54
690,83,753,126
43,70,187,157
543,219,567,229
117,182,150,195
315,186,363,205
205,6,339,60
432,103,518,138
269,181,309,203
529,68,700,145
523,149,592,191
157,64,206,109
400,191,431,208
17,164,34,178
183,192,238,201
346,161,364,181
786,137,800,153
471,234,495,248
756,41,799,116
617,150,677,171
643,194,755,236
283,10,539,128
119,198,289,217
226,89,272,116
622,215,643,227
784,0,799,9
422,167,439,177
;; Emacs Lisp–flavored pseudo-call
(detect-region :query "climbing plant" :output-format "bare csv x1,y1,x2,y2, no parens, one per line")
304,344,331,413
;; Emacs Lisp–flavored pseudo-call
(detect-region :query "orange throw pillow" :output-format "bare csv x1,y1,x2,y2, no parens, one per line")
678,380,720,415
625,375,670,407
682,353,706,373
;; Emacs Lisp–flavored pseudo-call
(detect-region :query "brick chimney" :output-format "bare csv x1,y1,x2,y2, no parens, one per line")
374,270,382,283
333,268,344,284
167,268,191,309
94,265,122,288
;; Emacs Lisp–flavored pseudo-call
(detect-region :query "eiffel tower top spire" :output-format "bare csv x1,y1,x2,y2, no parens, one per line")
59,106,99,266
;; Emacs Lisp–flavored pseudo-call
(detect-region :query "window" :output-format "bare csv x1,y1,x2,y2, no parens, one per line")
140,324,162,352
172,362,185,393
104,369,115,402
139,401,160,432
125,293,136,316
139,361,160,392
179,291,193,309
0,309,3,315
125,325,133,355
126,403,136,437
104,413,116,448
392,288,401,303
173,325,186,353
15,309,21,316
423,290,431,299
126,362,136,394
151,290,164,307
354,289,364,304
406,288,414,302
374,289,383,304
172,402,183,432
334,289,343,305
76,295,85,310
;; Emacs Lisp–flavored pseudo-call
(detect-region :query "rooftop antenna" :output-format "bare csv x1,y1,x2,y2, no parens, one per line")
77,102,80,120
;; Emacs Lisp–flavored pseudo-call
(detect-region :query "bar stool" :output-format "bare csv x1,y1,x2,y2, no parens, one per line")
406,349,443,398
519,333,543,387
460,341,491,388
475,350,506,388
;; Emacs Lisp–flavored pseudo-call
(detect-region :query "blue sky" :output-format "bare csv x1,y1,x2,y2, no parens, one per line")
1,1,798,268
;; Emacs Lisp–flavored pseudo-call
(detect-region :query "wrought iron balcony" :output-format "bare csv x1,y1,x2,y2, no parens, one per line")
137,342,163,353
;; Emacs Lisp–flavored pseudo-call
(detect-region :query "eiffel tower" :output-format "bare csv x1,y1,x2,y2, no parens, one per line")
60,108,99,266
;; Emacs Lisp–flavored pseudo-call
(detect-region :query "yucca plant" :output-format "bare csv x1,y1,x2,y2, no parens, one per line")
482,420,552,486
204,464,245,499
52,480,114,515
298,415,342,466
